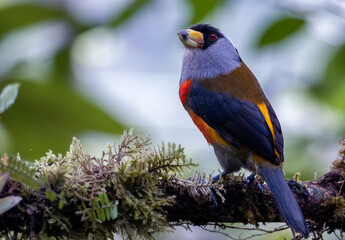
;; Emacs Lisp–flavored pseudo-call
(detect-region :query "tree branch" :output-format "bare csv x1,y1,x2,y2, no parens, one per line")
0,132,344,239
165,169,345,234
2,169,344,239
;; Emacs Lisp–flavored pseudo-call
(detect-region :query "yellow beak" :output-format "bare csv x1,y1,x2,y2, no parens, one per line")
178,29,204,48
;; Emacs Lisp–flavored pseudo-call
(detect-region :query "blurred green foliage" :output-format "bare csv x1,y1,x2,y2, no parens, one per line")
256,16,305,47
0,1,223,160
310,44,345,115
110,0,153,28
187,0,225,24
0,4,65,37
0,2,126,160
1,80,124,159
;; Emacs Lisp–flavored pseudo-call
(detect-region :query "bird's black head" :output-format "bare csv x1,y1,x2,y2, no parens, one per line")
189,24,224,50
178,24,242,83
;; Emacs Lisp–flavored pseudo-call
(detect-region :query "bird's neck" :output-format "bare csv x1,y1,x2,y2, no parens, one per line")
179,38,241,85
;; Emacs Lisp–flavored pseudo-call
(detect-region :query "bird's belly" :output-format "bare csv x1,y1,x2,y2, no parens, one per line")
213,143,252,173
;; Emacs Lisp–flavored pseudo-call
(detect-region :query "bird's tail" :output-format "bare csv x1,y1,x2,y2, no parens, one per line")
259,164,309,238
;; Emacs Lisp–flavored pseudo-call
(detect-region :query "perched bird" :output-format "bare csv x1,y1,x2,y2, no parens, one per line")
177,24,309,238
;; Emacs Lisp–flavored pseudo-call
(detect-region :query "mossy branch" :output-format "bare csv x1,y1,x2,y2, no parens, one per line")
166,168,345,238
0,131,345,240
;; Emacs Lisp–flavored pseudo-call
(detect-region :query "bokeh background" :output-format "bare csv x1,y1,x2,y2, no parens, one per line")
0,0,345,239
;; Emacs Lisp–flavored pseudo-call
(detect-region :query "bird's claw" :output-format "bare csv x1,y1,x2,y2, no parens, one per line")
209,188,219,208
210,173,220,208
246,173,263,193
209,171,229,207
288,180,309,196
212,173,221,183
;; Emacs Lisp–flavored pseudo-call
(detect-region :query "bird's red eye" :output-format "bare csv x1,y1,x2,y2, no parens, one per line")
208,34,217,41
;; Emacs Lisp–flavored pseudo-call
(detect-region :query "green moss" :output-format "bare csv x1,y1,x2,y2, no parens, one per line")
28,129,197,239
332,138,345,171
332,196,345,220
0,153,43,190
322,195,345,227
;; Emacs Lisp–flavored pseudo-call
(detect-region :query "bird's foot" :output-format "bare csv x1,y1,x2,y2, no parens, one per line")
246,173,263,192
209,188,219,207
212,170,229,183
212,173,221,183
288,180,309,196
209,171,229,207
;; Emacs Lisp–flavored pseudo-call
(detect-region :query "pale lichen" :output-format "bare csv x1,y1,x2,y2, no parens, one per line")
30,129,197,239
332,138,345,172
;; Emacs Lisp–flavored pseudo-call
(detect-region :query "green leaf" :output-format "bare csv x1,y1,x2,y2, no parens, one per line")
45,189,57,202
257,16,305,47
110,201,118,220
0,4,65,37
92,193,118,222
187,0,225,24
0,196,22,215
0,83,20,114
92,199,105,222
102,193,111,221
0,80,125,160
110,0,153,28
309,44,345,111
0,154,40,190
58,191,65,209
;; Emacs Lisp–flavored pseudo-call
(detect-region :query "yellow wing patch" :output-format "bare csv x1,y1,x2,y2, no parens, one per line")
257,103,275,140
257,103,280,158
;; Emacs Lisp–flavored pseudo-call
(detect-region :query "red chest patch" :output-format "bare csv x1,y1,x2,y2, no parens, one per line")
179,79,193,106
